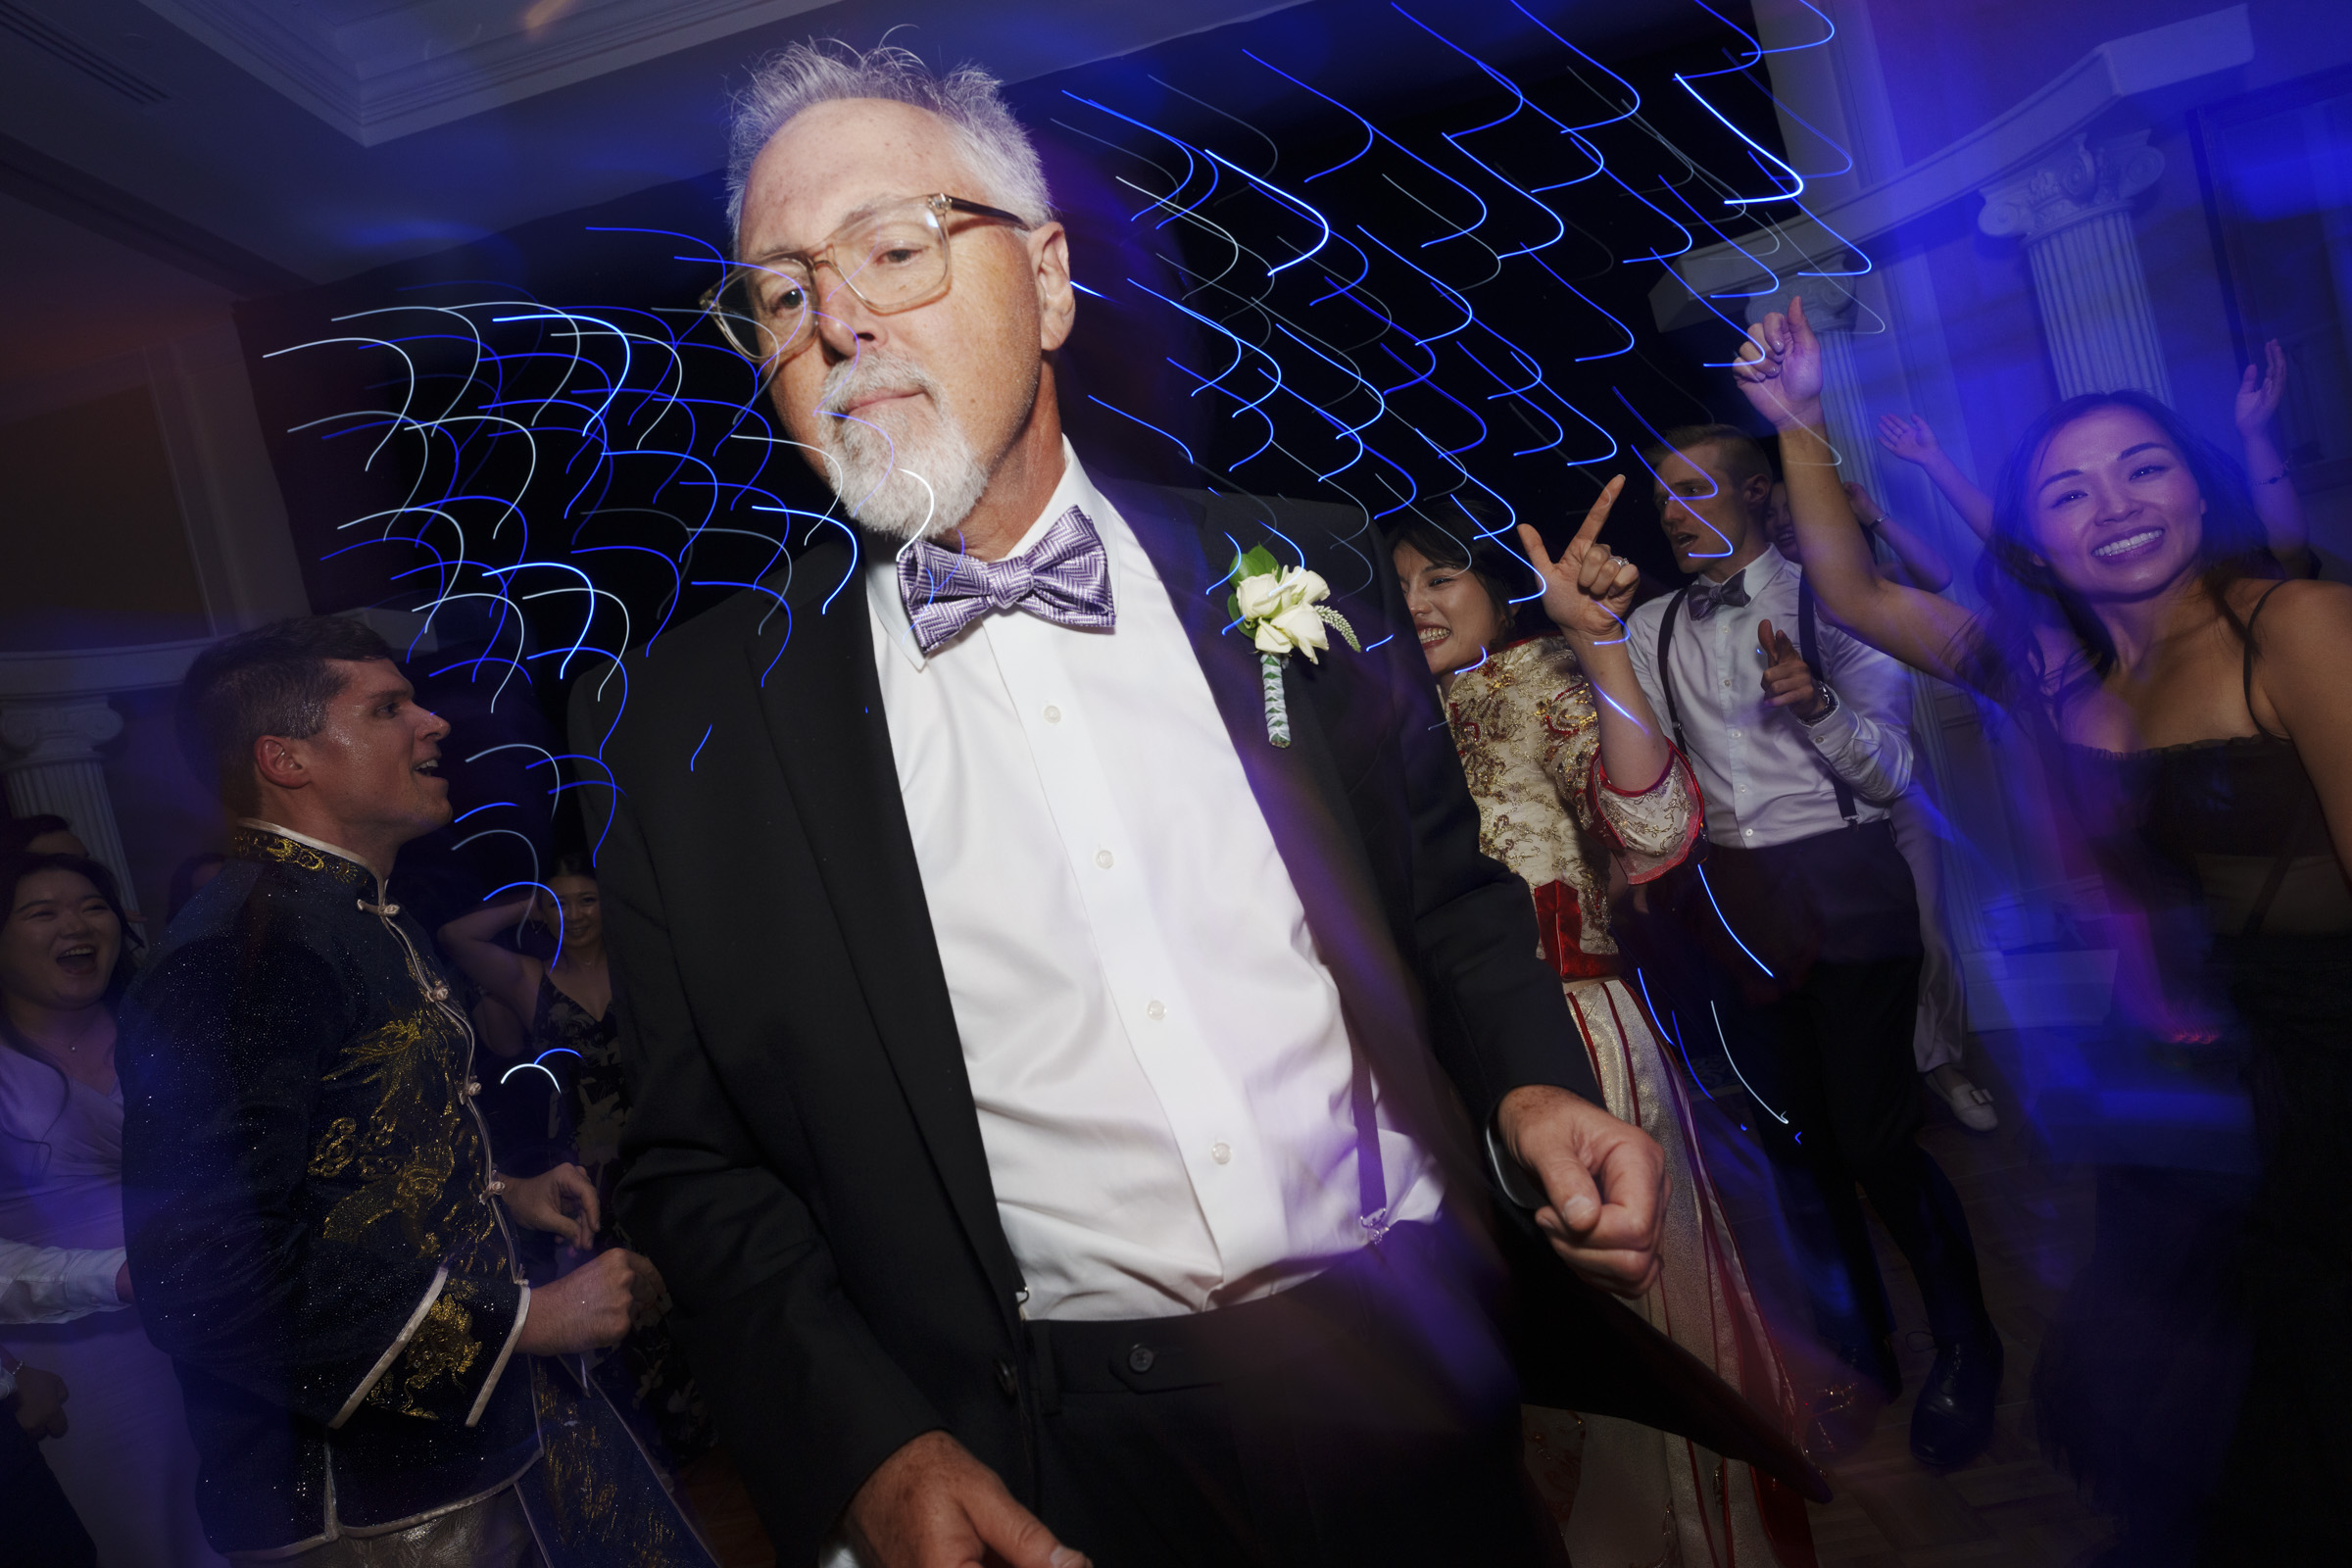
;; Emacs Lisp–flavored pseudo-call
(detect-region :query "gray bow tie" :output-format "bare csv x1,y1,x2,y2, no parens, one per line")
1686,570,1750,621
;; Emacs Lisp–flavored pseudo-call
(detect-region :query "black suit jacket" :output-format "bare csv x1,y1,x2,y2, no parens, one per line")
573,478,1810,1563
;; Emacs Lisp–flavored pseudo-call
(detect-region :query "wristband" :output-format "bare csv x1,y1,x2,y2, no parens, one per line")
1799,685,1841,726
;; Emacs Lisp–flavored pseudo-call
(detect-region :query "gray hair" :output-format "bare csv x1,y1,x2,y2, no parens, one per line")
724,41,1054,248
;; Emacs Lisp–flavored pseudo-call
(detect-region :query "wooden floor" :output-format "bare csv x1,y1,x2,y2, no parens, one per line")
673,1033,2120,1568
1798,1036,2120,1568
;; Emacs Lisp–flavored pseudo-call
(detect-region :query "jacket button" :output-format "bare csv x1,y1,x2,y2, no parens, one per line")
1127,1344,1155,1374
994,1356,1018,1399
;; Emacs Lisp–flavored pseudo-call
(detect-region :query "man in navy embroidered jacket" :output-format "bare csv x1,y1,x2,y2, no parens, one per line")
120,618,667,1558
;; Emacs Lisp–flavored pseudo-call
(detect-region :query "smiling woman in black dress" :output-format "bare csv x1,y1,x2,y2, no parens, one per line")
1739,297,2352,1564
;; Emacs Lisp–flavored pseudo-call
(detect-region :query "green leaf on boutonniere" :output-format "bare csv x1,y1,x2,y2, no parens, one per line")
1224,543,1283,621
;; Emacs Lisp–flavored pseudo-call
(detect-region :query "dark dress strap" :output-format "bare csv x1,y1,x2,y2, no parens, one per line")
2242,579,2292,743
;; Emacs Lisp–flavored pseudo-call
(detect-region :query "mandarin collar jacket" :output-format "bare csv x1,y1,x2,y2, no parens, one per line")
118,824,539,1554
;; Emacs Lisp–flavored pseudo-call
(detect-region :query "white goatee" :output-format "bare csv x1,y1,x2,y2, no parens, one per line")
814,349,991,543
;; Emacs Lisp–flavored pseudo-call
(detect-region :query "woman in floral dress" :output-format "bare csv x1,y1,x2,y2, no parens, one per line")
1393,483,1815,1568
437,853,712,1467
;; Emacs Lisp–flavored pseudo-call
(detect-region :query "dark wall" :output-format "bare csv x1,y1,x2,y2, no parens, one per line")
224,0,1785,892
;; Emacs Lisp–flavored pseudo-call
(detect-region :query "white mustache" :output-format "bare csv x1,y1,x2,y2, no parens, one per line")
818,351,940,417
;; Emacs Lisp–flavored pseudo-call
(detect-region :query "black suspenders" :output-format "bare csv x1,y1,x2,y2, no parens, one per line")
1655,574,1857,829
1796,577,1859,827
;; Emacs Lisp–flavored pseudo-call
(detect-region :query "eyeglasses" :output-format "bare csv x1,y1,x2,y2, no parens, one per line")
700,192,1029,366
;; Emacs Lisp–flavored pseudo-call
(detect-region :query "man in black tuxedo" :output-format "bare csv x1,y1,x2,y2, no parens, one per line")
578,41,1702,1568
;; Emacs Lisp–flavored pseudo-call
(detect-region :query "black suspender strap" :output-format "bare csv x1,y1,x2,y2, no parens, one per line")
1797,576,1858,827
1655,587,1690,755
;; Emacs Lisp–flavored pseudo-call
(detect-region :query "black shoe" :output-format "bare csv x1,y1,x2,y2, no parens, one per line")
1909,1330,2002,1469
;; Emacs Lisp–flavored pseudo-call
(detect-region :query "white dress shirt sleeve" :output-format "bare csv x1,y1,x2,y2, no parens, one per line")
1624,598,1672,739
1804,621,1915,806
0,1238,128,1326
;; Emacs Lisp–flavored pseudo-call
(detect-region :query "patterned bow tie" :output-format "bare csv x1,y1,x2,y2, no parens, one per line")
897,506,1117,655
1685,569,1750,622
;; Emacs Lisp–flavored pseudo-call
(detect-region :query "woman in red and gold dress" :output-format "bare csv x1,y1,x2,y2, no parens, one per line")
1393,482,1815,1568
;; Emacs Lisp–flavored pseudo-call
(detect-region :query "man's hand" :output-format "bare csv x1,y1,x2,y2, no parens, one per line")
1494,1085,1666,1297
10,1363,70,1439
2235,338,2288,436
502,1163,600,1250
1517,476,1642,643
844,1430,1089,1568
515,1250,664,1355
1732,295,1827,431
1757,618,1830,721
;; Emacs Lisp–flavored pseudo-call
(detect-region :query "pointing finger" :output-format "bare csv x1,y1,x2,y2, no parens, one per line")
1570,475,1626,552
1515,521,1558,575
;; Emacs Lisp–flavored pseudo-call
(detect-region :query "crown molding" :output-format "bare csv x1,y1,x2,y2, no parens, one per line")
140,0,831,146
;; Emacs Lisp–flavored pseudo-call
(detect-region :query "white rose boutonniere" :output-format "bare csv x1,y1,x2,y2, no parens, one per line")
1226,545,1360,748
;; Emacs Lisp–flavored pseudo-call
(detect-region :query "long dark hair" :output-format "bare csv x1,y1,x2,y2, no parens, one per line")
1388,504,1536,642
0,852,139,1156
1959,390,2278,710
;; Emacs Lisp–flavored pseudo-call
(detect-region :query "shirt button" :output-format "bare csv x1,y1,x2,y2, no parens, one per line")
1729,728,1740,738
1043,705,1061,723
1146,1000,1166,1021
1095,850,1114,869
1743,828,1755,837
1210,1142,1232,1165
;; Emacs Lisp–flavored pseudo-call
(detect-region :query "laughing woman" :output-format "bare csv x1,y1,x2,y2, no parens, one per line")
1393,484,1816,1568
0,853,220,1567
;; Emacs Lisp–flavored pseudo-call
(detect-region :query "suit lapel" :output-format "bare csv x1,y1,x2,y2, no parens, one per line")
1104,481,1479,1188
743,539,1025,1312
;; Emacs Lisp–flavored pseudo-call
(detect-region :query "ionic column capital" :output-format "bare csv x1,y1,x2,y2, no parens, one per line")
1978,131,2163,245
0,699,125,773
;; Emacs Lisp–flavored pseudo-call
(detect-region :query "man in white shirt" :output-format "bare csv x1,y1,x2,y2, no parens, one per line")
1622,424,2000,1470
573,40,1841,1568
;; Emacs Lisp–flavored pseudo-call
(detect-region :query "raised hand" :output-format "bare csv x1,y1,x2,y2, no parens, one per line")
2235,338,2288,435
1757,617,1829,720
1515,475,1641,643
1732,294,1827,430
1876,413,1940,466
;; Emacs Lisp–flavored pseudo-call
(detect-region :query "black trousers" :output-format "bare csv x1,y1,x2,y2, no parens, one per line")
1022,1221,1564,1568
0,1414,96,1568
1736,953,1989,1348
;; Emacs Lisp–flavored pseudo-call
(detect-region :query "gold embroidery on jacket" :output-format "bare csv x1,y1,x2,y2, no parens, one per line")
368,1293,481,1419
316,1008,475,1258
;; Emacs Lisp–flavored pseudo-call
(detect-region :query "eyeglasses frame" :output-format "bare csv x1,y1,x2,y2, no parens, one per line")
699,192,1032,366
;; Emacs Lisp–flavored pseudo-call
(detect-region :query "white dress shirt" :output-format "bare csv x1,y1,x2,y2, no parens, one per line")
1625,545,1913,850
0,1237,127,1325
865,441,1440,1322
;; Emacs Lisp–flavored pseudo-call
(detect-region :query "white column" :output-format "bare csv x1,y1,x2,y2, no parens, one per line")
1747,272,1890,512
1979,131,2172,401
1,699,139,921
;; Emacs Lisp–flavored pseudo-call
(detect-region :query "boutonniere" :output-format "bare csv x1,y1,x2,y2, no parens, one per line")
1227,545,1360,748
